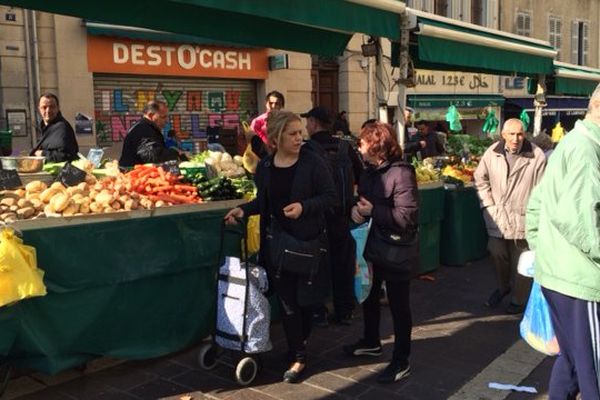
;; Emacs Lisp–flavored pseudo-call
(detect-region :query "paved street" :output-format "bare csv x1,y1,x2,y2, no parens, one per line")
4,258,554,400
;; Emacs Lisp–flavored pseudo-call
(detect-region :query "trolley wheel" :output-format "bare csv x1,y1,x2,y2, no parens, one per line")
235,357,258,386
198,343,218,370
0,362,11,397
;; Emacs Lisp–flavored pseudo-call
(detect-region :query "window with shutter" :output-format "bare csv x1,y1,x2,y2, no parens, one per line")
571,20,580,64
516,11,531,37
582,21,589,66
472,0,483,25
422,0,434,12
549,16,562,61
435,0,449,16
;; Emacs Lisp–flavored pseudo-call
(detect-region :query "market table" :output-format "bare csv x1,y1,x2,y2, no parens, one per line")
0,200,244,375
440,185,488,266
417,183,446,275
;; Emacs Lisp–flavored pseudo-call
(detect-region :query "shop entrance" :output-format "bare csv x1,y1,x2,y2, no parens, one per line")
311,56,339,115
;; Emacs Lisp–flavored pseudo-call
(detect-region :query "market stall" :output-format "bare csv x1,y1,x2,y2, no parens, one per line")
0,201,243,374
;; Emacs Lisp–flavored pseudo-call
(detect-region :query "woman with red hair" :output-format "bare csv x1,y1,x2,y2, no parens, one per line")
343,121,419,384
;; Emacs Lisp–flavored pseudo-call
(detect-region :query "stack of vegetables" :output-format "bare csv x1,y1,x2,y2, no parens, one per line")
124,165,202,205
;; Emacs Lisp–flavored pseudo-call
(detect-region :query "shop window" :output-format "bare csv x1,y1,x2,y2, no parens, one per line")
515,10,532,37
571,20,589,66
549,16,562,61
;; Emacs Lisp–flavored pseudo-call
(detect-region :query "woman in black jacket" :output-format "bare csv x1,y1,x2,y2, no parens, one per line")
225,111,335,383
343,122,419,384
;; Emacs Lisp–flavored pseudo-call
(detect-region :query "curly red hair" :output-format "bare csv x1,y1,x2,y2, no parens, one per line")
359,122,402,161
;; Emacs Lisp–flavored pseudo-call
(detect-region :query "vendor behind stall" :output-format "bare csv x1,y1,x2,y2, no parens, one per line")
119,100,184,167
31,93,79,162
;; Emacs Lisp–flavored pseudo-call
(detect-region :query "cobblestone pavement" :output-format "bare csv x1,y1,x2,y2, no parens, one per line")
4,258,553,400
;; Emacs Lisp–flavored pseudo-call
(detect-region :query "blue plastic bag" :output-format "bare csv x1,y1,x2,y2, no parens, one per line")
519,282,560,356
351,222,372,304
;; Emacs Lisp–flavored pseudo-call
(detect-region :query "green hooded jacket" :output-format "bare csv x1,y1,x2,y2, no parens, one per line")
526,119,600,301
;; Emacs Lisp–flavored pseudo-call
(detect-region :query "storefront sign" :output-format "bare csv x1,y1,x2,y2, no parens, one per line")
87,36,269,79
407,70,499,95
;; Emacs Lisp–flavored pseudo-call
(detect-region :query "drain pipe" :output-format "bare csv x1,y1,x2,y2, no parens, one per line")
24,9,37,147
31,10,41,145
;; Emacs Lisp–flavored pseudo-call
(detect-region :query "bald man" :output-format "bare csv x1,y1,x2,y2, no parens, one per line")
474,119,546,314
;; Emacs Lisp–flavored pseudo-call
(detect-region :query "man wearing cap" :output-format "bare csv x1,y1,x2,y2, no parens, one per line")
302,106,363,326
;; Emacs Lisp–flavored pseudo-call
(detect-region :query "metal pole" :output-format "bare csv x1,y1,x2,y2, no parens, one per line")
533,74,546,136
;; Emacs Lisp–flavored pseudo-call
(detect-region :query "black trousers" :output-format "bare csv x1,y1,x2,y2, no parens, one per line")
275,271,316,364
543,287,600,400
363,271,412,363
325,214,356,317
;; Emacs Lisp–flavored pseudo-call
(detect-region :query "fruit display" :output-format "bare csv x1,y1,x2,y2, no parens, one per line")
441,164,475,184
415,164,441,184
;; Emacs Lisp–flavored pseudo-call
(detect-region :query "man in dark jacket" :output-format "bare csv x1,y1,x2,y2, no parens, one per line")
119,100,182,167
31,93,79,162
415,120,444,159
302,106,363,326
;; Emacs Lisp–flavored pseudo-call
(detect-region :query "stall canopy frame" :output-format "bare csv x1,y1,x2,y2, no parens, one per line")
0,0,404,57
394,9,557,77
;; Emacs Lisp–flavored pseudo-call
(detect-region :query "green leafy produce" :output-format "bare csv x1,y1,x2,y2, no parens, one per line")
447,134,494,157
43,162,66,175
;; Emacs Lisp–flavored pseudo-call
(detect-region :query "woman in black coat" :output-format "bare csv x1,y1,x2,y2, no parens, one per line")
225,111,335,383
343,122,419,384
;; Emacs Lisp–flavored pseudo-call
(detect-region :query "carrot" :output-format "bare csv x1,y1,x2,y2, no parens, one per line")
152,185,173,193
158,167,166,181
137,168,155,178
169,193,196,203
174,184,198,192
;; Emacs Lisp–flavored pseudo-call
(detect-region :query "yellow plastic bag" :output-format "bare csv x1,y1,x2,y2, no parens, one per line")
0,228,46,308
247,215,261,256
551,122,565,143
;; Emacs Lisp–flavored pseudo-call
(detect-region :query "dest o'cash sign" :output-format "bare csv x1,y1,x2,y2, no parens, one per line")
87,36,269,80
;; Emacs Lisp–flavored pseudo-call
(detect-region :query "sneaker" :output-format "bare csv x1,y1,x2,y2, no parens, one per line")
343,339,382,357
505,302,525,315
485,289,510,308
377,360,410,384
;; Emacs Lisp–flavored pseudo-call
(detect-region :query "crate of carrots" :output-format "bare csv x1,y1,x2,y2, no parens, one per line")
125,165,203,206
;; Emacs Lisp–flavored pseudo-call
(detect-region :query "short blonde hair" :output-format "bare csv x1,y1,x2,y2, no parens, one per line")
265,110,301,152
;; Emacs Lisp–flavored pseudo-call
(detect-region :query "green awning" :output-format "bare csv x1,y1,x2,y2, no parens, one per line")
86,22,254,48
554,62,600,96
1,0,403,56
396,10,556,76
408,94,505,109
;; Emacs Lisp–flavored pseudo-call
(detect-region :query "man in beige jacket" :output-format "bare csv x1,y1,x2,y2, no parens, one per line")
474,118,546,314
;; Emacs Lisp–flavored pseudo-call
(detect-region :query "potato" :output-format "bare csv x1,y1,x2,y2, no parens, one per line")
124,199,139,211
17,198,33,208
0,191,20,200
155,200,166,208
89,202,103,213
140,198,154,209
25,192,41,201
17,207,35,219
0,198,17,207
9,205,18,212
50,182,65,191
62,203,80,216
30,199,44,210
111,201,121,210
95,192,113,207
67,187,84,196
103,206,115,213
25,181,47,193
85,174,97,184
14,189,26,198
80,203,91,214
40,188,61,203
0,212,17,220
50,193,70,212
77,182,88,192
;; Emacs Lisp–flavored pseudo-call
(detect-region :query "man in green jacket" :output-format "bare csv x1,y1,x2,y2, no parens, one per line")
526,84,600,400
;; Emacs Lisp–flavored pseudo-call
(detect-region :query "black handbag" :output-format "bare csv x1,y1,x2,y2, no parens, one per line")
267,219,326,285
364,223,418,273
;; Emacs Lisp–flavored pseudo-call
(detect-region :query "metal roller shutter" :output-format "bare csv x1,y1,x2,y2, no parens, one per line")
93,74,257,145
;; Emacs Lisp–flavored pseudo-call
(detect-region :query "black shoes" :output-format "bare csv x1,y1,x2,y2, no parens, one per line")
485,289,510,308
283,363,306,383
377,360,411,384
343,339,383,357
